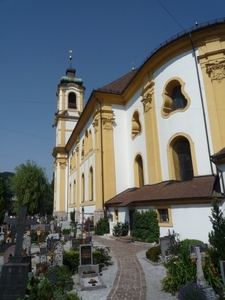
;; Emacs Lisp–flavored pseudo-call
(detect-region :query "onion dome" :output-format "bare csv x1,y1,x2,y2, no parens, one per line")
60,51,83,85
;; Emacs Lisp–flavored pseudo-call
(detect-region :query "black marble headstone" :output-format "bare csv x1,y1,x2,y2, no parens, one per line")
80,244,92,265
0,263,29,300
21,255,32,272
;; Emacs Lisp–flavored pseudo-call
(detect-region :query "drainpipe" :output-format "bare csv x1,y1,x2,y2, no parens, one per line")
93,93,105,211
189,33,214,175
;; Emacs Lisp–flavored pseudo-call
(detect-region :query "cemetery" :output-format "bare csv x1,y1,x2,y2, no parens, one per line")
0,200,225,299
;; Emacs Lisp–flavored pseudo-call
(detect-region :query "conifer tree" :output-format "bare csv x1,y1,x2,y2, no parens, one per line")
208,198,225,268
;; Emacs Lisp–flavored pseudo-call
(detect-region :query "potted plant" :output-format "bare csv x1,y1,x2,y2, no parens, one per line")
62,228,71,239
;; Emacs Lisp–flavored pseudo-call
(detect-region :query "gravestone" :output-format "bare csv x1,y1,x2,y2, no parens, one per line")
80,244,93,266
72,238,82,250
189,243,208,254
53,241,63,266
3,245,26,264
23,233,31,255
0,226,4,242
190,246,217,300
160,236,170,260
0,207,36,300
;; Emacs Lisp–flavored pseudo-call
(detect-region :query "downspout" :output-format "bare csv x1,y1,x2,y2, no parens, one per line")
93,93,105,210
189,32,214,175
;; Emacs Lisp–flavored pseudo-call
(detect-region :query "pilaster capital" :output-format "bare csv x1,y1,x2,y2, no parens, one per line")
206,60,225,83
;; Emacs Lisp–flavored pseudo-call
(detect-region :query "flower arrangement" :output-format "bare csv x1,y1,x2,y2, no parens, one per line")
83,270,96,274
88,278,98,284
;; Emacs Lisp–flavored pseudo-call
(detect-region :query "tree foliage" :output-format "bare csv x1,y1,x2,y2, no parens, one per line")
208,198,225,268
9,160,51,215
131,210,159,243
0,175,7,224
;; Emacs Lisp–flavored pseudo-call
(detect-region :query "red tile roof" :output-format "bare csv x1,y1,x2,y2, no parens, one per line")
105,176,218,207
97,68,139,94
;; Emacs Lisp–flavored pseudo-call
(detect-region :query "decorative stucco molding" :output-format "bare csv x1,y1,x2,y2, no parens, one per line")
92,119,99,133
102,117,115,130
206,61,225,83
141,92,152,112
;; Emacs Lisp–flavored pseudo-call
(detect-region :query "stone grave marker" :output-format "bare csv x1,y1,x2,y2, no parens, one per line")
72,238,82,250
80,244,92,266
190,246,217,300
23,233,31,255
3,245,26,264
0,226,4,242
0,206,36,300
53,241,63,266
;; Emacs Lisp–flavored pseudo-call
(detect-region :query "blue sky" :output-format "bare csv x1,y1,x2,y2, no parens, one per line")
0,0,224,182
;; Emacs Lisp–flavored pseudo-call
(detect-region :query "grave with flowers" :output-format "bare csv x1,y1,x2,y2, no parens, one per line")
190,244,221,299
78,243,106,290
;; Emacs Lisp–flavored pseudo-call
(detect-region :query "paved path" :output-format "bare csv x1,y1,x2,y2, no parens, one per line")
92,235,175,300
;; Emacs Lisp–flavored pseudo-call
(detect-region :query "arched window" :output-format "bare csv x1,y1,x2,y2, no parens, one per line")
73,180,76,204
84,130,88,155
89,129,93,151
162,78,189,116
68,92,76,109
171,85,187,111
89,167,93,201
172,138,194,181
134,154,144,187
81,173,85,202
81,140,84,159
69,183,72,205
131,111,141,139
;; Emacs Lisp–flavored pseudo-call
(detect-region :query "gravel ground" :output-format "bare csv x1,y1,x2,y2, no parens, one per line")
72,240,176,300
0,241,177,300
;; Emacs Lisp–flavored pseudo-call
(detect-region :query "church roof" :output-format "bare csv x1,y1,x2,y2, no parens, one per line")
97,68,139,94
60,67,83,86
105,175,219,207
211,147,225,158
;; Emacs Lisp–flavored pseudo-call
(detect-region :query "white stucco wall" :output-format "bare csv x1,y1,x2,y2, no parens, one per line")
113,88,148,194
160,204,213,243
154,50,213,180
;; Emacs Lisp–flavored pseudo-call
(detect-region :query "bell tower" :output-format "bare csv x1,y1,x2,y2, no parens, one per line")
52,51,85,219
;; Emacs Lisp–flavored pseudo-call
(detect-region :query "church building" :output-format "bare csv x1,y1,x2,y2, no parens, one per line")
52,18,225,242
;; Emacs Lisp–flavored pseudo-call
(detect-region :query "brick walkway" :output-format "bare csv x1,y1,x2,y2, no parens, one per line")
93,235,151,300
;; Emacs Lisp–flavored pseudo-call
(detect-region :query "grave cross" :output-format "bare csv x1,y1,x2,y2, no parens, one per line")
6,206,36,263
191,246,206,287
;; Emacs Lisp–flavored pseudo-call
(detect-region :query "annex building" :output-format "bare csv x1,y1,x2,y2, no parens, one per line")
52,18,225,242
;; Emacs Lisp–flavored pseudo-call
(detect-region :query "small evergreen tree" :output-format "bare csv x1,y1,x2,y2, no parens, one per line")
131,210,159,243
208,198,225,268
94,216,109,235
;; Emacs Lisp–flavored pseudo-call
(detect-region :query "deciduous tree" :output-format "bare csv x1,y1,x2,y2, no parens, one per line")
0,175,7,224
10,160,50,215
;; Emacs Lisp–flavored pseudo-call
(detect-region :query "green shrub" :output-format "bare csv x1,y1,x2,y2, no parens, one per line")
63,247,111,274
23,265,79,300
112,222,129,237
93,246,111,266
94,216,109,235
63,250,79,273
62,228,71,235
131,210,159,243
146,245,161,262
